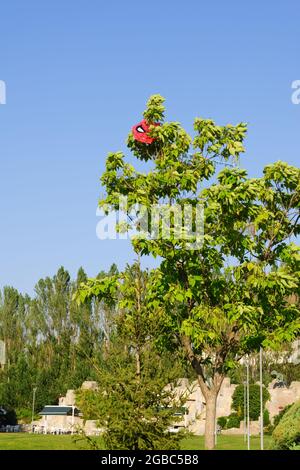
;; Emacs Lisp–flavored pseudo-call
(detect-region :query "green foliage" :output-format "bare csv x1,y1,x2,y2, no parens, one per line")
289,443,300,450
263,408,270,427
99,94,300,449
77,342,185,450
217,416,227,429
272,401,300,449
100,93,300,378
273,404,293,428
226,413,242,429
0,264,117,417
16,408,34,424
76,262,187,450
231,384,270,421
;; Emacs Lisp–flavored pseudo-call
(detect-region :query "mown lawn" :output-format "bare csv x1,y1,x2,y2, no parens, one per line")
0,433,88,450
181,434,273,450
0,433,273,450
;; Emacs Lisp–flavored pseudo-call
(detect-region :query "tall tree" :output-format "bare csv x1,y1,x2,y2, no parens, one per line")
0,287,26,367
99,94,300,449
0,264,117,419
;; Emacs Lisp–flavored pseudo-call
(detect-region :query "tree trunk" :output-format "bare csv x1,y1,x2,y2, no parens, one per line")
180,335,223,450
204,391,217,450
135,346,141,380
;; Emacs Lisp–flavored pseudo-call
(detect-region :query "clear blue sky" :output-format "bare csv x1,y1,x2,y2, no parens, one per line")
0,0,299,295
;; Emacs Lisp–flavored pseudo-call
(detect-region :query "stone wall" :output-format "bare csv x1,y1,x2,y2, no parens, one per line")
36,378,300,436
59,389,76,406
171,377,237,434
172,377,300,435
267,380,300,419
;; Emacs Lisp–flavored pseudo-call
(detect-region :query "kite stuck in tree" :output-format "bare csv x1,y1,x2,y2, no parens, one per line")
132,119,159,144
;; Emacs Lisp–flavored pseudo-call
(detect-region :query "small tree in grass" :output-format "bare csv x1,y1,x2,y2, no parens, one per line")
76,341,184,450
76,263,186,450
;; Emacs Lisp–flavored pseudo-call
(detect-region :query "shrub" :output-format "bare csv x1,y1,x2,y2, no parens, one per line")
265,404,292,434
217,416,227,429
226,413,241,429
272,401,300,449
290,444,300,450
263,408,270,427
273,404,292,428
232,384,270,420
76,341,186,450
16,408,34,424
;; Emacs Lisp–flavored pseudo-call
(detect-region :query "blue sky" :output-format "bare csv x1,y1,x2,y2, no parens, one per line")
0,0,299,295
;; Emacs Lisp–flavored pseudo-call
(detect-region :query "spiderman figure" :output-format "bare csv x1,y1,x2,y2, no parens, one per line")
132,119,159,144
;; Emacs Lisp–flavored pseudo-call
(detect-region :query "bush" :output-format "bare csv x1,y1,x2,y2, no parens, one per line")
226,413,241,429
273,404,292,428
76,341,186,450
232,384,270,420
263,408,270,427
272,401,300,449
290,444,300,450
16,408,34,424
265,404,292,434
217,416,227,429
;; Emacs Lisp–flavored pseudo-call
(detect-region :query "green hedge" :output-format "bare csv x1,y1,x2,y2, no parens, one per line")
272,401,300,449
273,404,292,428
232,384,270,420
226,413,242,429
263,409,270,426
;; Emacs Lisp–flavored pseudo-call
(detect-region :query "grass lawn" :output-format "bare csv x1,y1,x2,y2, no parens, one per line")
0,433,273,450
0,433,88,450
181,434,273,450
